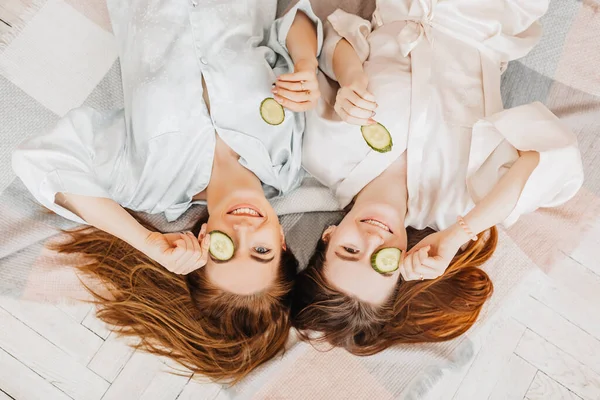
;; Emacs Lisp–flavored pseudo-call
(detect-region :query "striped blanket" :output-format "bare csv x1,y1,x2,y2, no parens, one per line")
0,0,598,398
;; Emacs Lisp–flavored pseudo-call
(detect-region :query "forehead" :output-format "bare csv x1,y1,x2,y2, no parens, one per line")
323,249,396,305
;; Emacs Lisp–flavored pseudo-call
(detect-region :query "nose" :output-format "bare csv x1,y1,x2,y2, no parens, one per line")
366,232,385,248
232,217,261,231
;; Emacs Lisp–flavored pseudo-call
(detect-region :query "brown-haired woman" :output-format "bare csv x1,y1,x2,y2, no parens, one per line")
12,0,323,382
294,0,583,354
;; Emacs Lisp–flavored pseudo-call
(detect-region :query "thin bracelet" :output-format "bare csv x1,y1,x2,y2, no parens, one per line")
457,216,478,242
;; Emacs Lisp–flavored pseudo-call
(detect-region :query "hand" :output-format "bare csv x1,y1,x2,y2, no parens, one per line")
273,58,320,112
334,73,377,126
399,228,463,281
143,223,210,275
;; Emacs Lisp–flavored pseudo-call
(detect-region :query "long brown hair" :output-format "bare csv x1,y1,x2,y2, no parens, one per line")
51,214,298,383
291,226,497,355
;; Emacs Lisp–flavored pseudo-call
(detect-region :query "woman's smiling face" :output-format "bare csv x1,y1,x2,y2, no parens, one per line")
204,194,286,295
322,201,407,305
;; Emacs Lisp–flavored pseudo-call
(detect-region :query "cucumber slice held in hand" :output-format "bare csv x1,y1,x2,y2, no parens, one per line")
370,247,402,274
208,231,235,261
361,122,393,153
260,98,285,126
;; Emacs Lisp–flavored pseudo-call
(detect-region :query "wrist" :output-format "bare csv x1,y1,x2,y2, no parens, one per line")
446,223,472,249
340,68,368,89
128,227,154,253
294,57,318,72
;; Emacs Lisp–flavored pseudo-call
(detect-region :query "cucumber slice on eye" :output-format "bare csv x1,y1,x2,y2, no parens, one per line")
260,98,285,126
361,123,393,153
370,247,402,274
208,231,235,261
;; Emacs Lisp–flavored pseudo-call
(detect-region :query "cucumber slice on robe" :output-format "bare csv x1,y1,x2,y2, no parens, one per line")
260,98,285,126
370,247,402,274
208,231,235,261
361,123,393,153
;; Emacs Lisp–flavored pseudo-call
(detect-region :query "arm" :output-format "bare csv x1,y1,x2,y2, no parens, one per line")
273,11,320,112
286,11,319,70
332,39,367,88
448,151,541,247
56,193,209,275
55,193,151,251
401,151,540,281
330,39,377,125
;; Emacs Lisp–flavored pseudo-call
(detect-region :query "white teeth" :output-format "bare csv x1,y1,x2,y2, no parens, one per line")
231,207,260,216
363,219,390,232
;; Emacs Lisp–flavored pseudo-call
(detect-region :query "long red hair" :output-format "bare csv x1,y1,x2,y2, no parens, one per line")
51,214,298,383
292,226,497,354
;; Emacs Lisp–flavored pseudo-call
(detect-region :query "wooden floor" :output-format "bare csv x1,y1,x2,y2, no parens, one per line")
0,258,599,400
1,1,599,399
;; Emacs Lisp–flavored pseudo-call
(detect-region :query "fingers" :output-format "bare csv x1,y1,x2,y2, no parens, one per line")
400,247,442,281
274,94,319,112
278,70,315,83
273,86,314,103
275,78,318,92
335,106,374,126
344,88,377,112
335,88,377,125
166,232,200,275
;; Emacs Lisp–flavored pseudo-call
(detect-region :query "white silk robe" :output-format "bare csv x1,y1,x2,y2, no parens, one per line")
302,0,584,230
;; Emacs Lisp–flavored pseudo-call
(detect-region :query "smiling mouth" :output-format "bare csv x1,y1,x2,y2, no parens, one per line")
360,218,393,233
227,205,264,218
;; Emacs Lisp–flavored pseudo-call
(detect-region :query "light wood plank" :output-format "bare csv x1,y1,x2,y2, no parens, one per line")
139,358,191,400
0,298,104,365
453,318,526,400
423,312,512,400
526,371,582,400
515,329,600,400
548,255,600,305
177,377,223,400
0,307,109,400
528,273,600,340
87,332,137,382
82,308,111,339
0,348,71,400
101,351,170,400
55,301,93,323
488,354,537,400
569,220,600,276
512,295,600,375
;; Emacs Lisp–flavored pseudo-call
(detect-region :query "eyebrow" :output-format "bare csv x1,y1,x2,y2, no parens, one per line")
251,254,275,264
334,251,396,277
209,253,275,264
334,251,360,262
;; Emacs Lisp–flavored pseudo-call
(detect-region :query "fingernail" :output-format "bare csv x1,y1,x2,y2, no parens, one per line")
272,88,277,94
368,119,376,124
371,111,376,117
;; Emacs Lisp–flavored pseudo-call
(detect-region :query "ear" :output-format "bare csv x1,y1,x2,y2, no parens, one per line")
279,225,287,251
197,223,208,241
322,225,337,243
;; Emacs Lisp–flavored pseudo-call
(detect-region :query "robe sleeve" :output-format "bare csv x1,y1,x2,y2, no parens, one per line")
318,9,372,81
467,102,584,227
267,0,323,69
11,107,124,225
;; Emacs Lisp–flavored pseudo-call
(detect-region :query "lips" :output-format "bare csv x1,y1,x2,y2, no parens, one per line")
360,218,393,233
226,204,264,217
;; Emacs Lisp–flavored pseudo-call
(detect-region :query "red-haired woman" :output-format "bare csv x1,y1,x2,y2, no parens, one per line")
13,0,322,382
294,0,583,354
